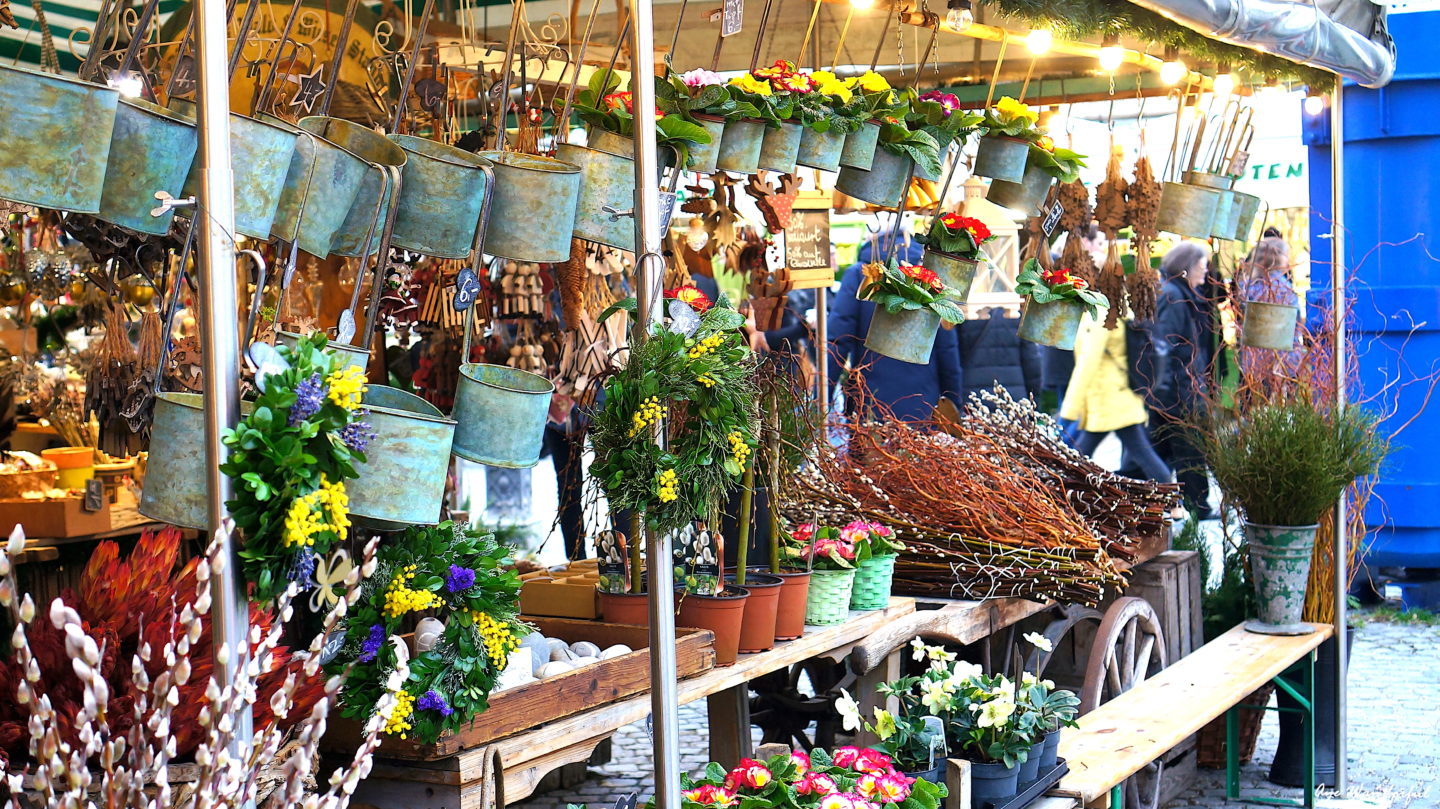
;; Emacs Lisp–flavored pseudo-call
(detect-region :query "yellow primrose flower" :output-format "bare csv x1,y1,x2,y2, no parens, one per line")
994,96,1038,125
730,74,772,96
854,71,890,93
818,79,853,103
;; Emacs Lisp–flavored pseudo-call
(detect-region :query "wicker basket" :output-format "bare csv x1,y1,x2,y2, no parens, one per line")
804,568,856,626
0,464,58,498
850,554,896,610
1196,682,1275,768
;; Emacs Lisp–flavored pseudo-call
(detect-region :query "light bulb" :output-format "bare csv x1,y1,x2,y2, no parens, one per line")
944,0,973,32
1212,71,1236,97
849,0,874,9
1026,29,1053,55
1304,95,1326,116
108,74,143,98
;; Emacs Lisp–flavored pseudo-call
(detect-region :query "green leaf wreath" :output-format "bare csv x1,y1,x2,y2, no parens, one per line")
327,521,528,745
221,332,372,603
589,291,760,535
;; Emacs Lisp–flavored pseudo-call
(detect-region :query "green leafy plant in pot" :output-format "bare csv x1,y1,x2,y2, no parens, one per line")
785,523,857,626
914,212,995,299
843,519,903,610
1013,259,1109,350
568,69,713,168
858,259,966,365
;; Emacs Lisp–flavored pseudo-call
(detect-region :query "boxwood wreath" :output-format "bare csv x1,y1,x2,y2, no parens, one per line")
327,521,527,744
221,332,372,603
589,290,760,535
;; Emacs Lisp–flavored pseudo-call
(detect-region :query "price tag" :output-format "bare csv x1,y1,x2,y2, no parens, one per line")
658,190,678,232
1227,150,1251,178
317,627,348,666
595,530,629,594
721,0,743,37
1042,201,1064,236
453,268,481,312
83,479,105,512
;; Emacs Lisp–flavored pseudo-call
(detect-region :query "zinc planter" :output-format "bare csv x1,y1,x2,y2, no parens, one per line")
766,568,811,640
1019,299,1085,350
727,572,783,653
139,393,254,530
797,127,847,172
677,587,750,666
388,134,493,259
838,120,881,170
97,97,198,235
973,135,1030,183
1231,192,1263,242
476,150,582,262
1155,181,1222,239
347,385,456,529
865,307,941,365
1244,522,1320,635
170,99,298,240
969,760,1020,807
835,146,914,209
451,363,556,468
1211,190,1242,240
1241,301,1300,350
716,119,766,174
556,129,666,251
849,553,896,610
687,114,727,174
922,249,979,302
269,120,371,257
0,64,118,213
758,121,803,174
301,116,408,258
804,568,856,626
986,161,1054,215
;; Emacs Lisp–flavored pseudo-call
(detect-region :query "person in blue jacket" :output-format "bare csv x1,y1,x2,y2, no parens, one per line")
827,232,964,421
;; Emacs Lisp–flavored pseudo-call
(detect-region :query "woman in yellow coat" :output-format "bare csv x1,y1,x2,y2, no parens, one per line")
1060,317,1172,483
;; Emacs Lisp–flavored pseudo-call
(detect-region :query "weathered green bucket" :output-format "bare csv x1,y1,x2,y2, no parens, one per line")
1185,170,1234,191
849,553,896,610
269,121,371,257
169,99,299,240
922,248,979,301
139,392,255,530
687,114,727,174
865,307,941,365
347,385,456,528
0,65,118,213
973,135,1030,183
451,363,556,468
476,151,582,262
716,119,766,174
1211,190,1241,240
1241,301,1300,350
555,129,660,251
839,120,881,171
804,568,856,626
96,97,197,235
1231,192,1263,241
1155,181,1221,239
388,134,492,259
796,127,846,172
986,160,1054,215
1244,523,1319,636
1018,299,1085,350
758,121,803,174
835,146,913,208
301,117,407,258
275,330,370,373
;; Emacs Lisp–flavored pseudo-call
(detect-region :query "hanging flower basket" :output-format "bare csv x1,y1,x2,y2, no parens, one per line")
839,120,882,170
1241,301,1300,351
974,135,1031,183
865,307,942,364
716,119,767,173
758,121,804,173
986,160,1055,215
1018,299,1086,350
688,113,728,173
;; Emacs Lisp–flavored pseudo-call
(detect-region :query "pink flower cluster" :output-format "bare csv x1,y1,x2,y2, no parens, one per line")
723,758,774,790
682,785,738,807
830,747,913,803
791,523,856,562
838,520,892,545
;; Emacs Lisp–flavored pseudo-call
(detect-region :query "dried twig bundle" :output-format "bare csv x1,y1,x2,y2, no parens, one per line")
1126,155,1163,321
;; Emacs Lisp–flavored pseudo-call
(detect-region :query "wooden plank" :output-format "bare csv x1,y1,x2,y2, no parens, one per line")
707,685,753,766
851,597,1049,674
855,650,900,748
944,758,970,809
1056,623,1333,803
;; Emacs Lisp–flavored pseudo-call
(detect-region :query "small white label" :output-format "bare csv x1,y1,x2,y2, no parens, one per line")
1383,584,1404,601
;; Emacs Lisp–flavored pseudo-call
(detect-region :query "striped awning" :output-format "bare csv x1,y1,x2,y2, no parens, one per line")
1,0,182,73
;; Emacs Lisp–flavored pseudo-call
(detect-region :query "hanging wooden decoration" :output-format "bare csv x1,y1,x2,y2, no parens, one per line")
745,172,802,231
1094,144,1130,329
1127,154,1163,322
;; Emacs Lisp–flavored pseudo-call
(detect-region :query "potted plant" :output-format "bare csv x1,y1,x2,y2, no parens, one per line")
1017,669,1080,776
837,71,902,170
844,520,904,611
681,748,945,809
909,90,982,182
975,96,1042,182
1197,396,1387,635
786,524,858,626
676,524,752,667
795,70,869,172
914,212,995,299
728,60,816,174
657,68,732,173
567,69,712,166
835,91,944,209
1014,260,1109,350
989,135,1086,215
859,259,967,365
715,67,790,174
834,655,956,781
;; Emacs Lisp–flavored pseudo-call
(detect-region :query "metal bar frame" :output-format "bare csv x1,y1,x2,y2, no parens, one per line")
1328,82,1349,799
1225,651,1318,809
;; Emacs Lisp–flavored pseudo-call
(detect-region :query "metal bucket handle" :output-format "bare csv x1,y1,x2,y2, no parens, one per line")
239,249,268,348
458,162,498,366
357,163,406,351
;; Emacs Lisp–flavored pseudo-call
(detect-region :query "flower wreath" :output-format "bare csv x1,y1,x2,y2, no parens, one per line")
221,332,373,603
327,521,527,744
589,289,760,535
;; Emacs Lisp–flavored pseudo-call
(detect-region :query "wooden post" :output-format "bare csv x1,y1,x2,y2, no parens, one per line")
945,758,971,809
855,649,902,748
706,686,754,766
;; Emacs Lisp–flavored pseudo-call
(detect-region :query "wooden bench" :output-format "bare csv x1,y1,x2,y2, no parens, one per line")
1052,623,1334,809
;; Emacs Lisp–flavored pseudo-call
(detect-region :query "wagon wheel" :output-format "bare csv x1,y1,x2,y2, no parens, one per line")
749,659,848,751
1081,597,1168,809
1020,603,1105,679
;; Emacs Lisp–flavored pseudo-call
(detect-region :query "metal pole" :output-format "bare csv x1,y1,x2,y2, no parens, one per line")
816,287,828,417
1329,81,1348,798
194,0,251,764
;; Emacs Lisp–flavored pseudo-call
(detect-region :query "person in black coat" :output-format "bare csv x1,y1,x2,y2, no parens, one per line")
1148,241,1216,515
957,307,1044,405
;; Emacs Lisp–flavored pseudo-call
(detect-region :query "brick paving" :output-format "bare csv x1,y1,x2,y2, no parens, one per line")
512,620,1440,809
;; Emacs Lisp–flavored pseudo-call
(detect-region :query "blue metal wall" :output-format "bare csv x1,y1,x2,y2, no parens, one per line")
1305,10,1440,567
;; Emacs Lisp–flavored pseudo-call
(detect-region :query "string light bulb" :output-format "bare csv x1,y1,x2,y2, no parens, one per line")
1097,33,1124,72
1159,45,1187,85
1212,63,1236,97
1304,94,1326,116
849,0,874,9
1026,28,1053,54
944,0,974,32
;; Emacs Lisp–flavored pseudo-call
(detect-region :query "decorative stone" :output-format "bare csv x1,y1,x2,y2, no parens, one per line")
538,660,576,678
570,641,601,658
599,644,632,660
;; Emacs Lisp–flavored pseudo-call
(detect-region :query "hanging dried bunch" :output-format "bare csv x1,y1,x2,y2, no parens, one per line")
558,238,590,324
1095,146,1130,328
85,303,140,457
1056,180,1097,283
1127,154,1164,321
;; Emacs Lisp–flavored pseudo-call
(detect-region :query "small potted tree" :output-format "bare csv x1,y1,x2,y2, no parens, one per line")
859,259,967,365
914,212,995,300
1014,259,1109,350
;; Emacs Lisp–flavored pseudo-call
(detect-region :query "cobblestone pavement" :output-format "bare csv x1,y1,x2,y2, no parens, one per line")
512,621,1440,809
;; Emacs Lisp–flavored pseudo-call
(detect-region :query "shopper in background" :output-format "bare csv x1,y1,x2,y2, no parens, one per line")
957,307,1044,405
1040,224,1107,435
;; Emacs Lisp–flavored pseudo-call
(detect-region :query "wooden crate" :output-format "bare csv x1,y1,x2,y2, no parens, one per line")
1125,550,1203,665
0,496,111,538
322,618,715,760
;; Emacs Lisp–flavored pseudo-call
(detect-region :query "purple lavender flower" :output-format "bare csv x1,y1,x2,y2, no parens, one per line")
417,689,454,717
340,419,378,453
289,372,326,425
358,624,385,663
445,564,476,593
287,546,317,590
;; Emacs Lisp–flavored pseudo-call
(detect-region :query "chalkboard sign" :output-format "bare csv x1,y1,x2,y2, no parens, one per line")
785,209,830,270
721,0,743,37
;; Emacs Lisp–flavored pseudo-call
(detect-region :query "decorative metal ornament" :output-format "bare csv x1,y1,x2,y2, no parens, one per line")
310,547,355,613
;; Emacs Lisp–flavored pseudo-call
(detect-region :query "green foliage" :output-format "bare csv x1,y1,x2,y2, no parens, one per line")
914,213,995,261
566,70,713,167
858,259,966,325
1172,518,1254,641
1028,143,1087,183
1013,258,1110,321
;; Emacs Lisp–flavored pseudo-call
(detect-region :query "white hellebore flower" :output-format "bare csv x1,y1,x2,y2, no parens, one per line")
977,697,1016,728
950,659,983,683
1024,632,1053,653
910,637,928,661
919,677,953,713
835,688,863,732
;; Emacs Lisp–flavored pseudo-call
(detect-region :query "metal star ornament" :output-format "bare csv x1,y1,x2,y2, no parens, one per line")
290,65,326,113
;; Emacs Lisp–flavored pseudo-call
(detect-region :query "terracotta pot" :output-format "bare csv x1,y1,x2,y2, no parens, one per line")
726,572,782,653
599,589,650,626
677,587,750,666
764,568,812,640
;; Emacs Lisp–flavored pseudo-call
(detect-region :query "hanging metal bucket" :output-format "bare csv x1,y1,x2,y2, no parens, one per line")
388,135,492,259
1231,192,1263,242
687,114,727,174
555,129,662,251
758,121,803,174
169,99,298,240
0,65,118,213
1185,170,1234,191
476,151,582,262
839,120,881,171
347,385,456,528
1018,299,1085,350
96,97,197,235
1155,181,1221,239
275,330,370,373
864,307,941,365
1241,301,1300,350
986,161,1054,215
451,363,556,468
300,117,407,258
922,249,979,302
269,120,371,257
835,146,913,209
973,136,1030,183
1211,190,1242,240
1244,522,1319,635
797,127,846,173
139,392,254,530
716,119,766,174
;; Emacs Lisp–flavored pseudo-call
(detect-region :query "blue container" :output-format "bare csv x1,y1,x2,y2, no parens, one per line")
169,100,299,241
0,65,118,213
96,97,198,235
348,385,456,529
451,363,555,468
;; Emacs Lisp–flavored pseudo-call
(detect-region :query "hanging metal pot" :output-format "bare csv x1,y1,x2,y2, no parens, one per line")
451,363,556,468
475,151,582,263
864,308,941,365
139,392,255,530
269,120,372,257
1211,190,1242,240
796,126,846,173
554,129,657,251
758,121,803,174
839,120,882,171
986,161,1054,215
388,135,492,259
922,249,979,302
835,146,913,209
300,116,407,258
96,97,198,235
1241,301,1300,351
715,119,766,174
1231,192,1263,242
1185,170,1235,191
169,99,298,241
0,64,119,213
346,385,456,528
1155,181,1222,239
1018,299,1086,350
973,135,1030,183
687,114,728,174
